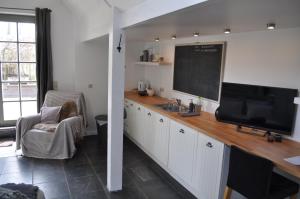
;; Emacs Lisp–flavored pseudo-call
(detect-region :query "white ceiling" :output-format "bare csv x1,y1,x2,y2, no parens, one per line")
62,0,146,34
125,0,300,42
109,0,146,11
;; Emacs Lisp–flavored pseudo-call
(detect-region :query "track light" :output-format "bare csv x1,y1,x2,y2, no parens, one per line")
267,23,276,30
154,37,160,42
224,28,231,34
171,35,176,40
193,32,199,37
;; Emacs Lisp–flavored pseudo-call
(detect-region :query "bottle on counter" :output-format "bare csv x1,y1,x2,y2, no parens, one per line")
189,99,195,113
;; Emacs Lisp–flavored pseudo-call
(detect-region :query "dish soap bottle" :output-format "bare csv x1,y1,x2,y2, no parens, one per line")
189,99,195,113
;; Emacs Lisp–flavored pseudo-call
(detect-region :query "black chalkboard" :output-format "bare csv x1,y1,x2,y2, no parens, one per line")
173,43,225,101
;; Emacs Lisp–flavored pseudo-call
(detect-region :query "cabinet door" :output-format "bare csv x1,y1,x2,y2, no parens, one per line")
153,113,170,166
134,104,145,145
168,121,197,186
143,108,156,153
124,100,130,132
126,101,136,137
196,133,224,199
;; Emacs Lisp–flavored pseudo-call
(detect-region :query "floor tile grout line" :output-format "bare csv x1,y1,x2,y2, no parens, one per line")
31,161,33,185
122,167,149,199
151,165,189,199
62,160,73,199
84,150,111,199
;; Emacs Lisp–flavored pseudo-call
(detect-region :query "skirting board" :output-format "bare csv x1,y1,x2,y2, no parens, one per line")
295,97,300,105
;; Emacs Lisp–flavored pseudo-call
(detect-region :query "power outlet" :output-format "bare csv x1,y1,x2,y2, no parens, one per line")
159,87,164,92
88,84,93,88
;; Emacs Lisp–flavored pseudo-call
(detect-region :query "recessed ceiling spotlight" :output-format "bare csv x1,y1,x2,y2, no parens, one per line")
224,28,231,34
193,32,199,37
267,23,276,30
154,37,160,42
171,35,176,39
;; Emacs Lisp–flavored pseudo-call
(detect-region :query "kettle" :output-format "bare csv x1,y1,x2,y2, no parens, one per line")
138,81,147,91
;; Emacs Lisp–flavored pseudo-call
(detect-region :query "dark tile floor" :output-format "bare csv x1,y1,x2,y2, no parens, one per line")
0,135,196,199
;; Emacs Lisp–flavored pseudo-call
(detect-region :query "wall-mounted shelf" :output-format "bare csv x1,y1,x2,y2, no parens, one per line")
135,61,172,66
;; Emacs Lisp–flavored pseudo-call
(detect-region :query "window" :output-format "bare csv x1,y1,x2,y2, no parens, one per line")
0,14,36,124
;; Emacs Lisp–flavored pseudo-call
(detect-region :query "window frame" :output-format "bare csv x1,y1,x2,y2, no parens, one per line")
0,14,36,125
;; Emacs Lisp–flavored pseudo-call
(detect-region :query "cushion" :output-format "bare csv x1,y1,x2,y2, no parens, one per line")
59,101,78,122
40,106,62,123
33,123,59,132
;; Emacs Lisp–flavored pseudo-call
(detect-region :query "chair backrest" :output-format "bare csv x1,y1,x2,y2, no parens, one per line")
43,90,87,127
227,146,274,199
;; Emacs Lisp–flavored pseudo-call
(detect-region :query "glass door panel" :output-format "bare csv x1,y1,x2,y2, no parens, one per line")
0,42,18,62
21,101,37,117
18,23,35,42
0,19,37,125
0,22,17,41
2,83,20,101
21,82,37,100
3,102,20,120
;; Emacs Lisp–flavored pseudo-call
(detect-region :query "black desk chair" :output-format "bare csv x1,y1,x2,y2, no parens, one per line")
224,146,299,199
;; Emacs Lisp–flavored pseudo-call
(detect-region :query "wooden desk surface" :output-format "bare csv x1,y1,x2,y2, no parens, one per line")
125,91,300,179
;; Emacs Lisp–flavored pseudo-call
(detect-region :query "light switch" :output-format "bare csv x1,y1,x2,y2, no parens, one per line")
88,84,93,88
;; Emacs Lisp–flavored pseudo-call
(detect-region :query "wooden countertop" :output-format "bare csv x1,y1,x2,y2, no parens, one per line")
125,91,300,179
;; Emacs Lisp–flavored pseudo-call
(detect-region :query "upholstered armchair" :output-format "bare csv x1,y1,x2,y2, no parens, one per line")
16,90,87,159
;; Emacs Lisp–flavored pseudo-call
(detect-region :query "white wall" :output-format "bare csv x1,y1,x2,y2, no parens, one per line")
125,28,300,140
125,41,145,90
74,37,109,134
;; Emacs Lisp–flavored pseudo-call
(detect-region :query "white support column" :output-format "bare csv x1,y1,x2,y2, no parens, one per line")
107,7,125,192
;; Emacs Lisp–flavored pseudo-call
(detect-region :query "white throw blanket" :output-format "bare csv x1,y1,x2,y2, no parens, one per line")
15,90,87,159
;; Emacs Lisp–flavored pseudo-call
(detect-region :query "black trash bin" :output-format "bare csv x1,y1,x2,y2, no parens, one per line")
95,110,126,139
95,115,108,140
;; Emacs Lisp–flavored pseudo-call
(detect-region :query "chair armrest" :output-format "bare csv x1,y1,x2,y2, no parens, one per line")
56,116,84,138
16,114,41,150
59,115,82,125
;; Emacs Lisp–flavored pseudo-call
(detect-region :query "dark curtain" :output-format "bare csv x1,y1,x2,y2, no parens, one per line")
35,8,53,110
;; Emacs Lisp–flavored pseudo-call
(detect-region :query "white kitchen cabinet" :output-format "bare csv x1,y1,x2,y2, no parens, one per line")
124,100,130,132
143,109,170,166
143,107,156,153
168,120,197,187
195,132,225,199
153,113,170,166
133,103,145,145
124,98,227,199
125,100,136,138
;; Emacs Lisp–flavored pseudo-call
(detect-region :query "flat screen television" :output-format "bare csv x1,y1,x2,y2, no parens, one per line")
215,82,298,135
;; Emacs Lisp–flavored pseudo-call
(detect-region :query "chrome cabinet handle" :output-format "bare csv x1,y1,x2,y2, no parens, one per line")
179,129,184,134
138,107,141,110
206,142,213,148
130,104,133,106
148,112,151,116
160,119,163,123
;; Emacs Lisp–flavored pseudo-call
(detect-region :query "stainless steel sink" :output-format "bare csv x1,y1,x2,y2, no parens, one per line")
154,103,185,112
